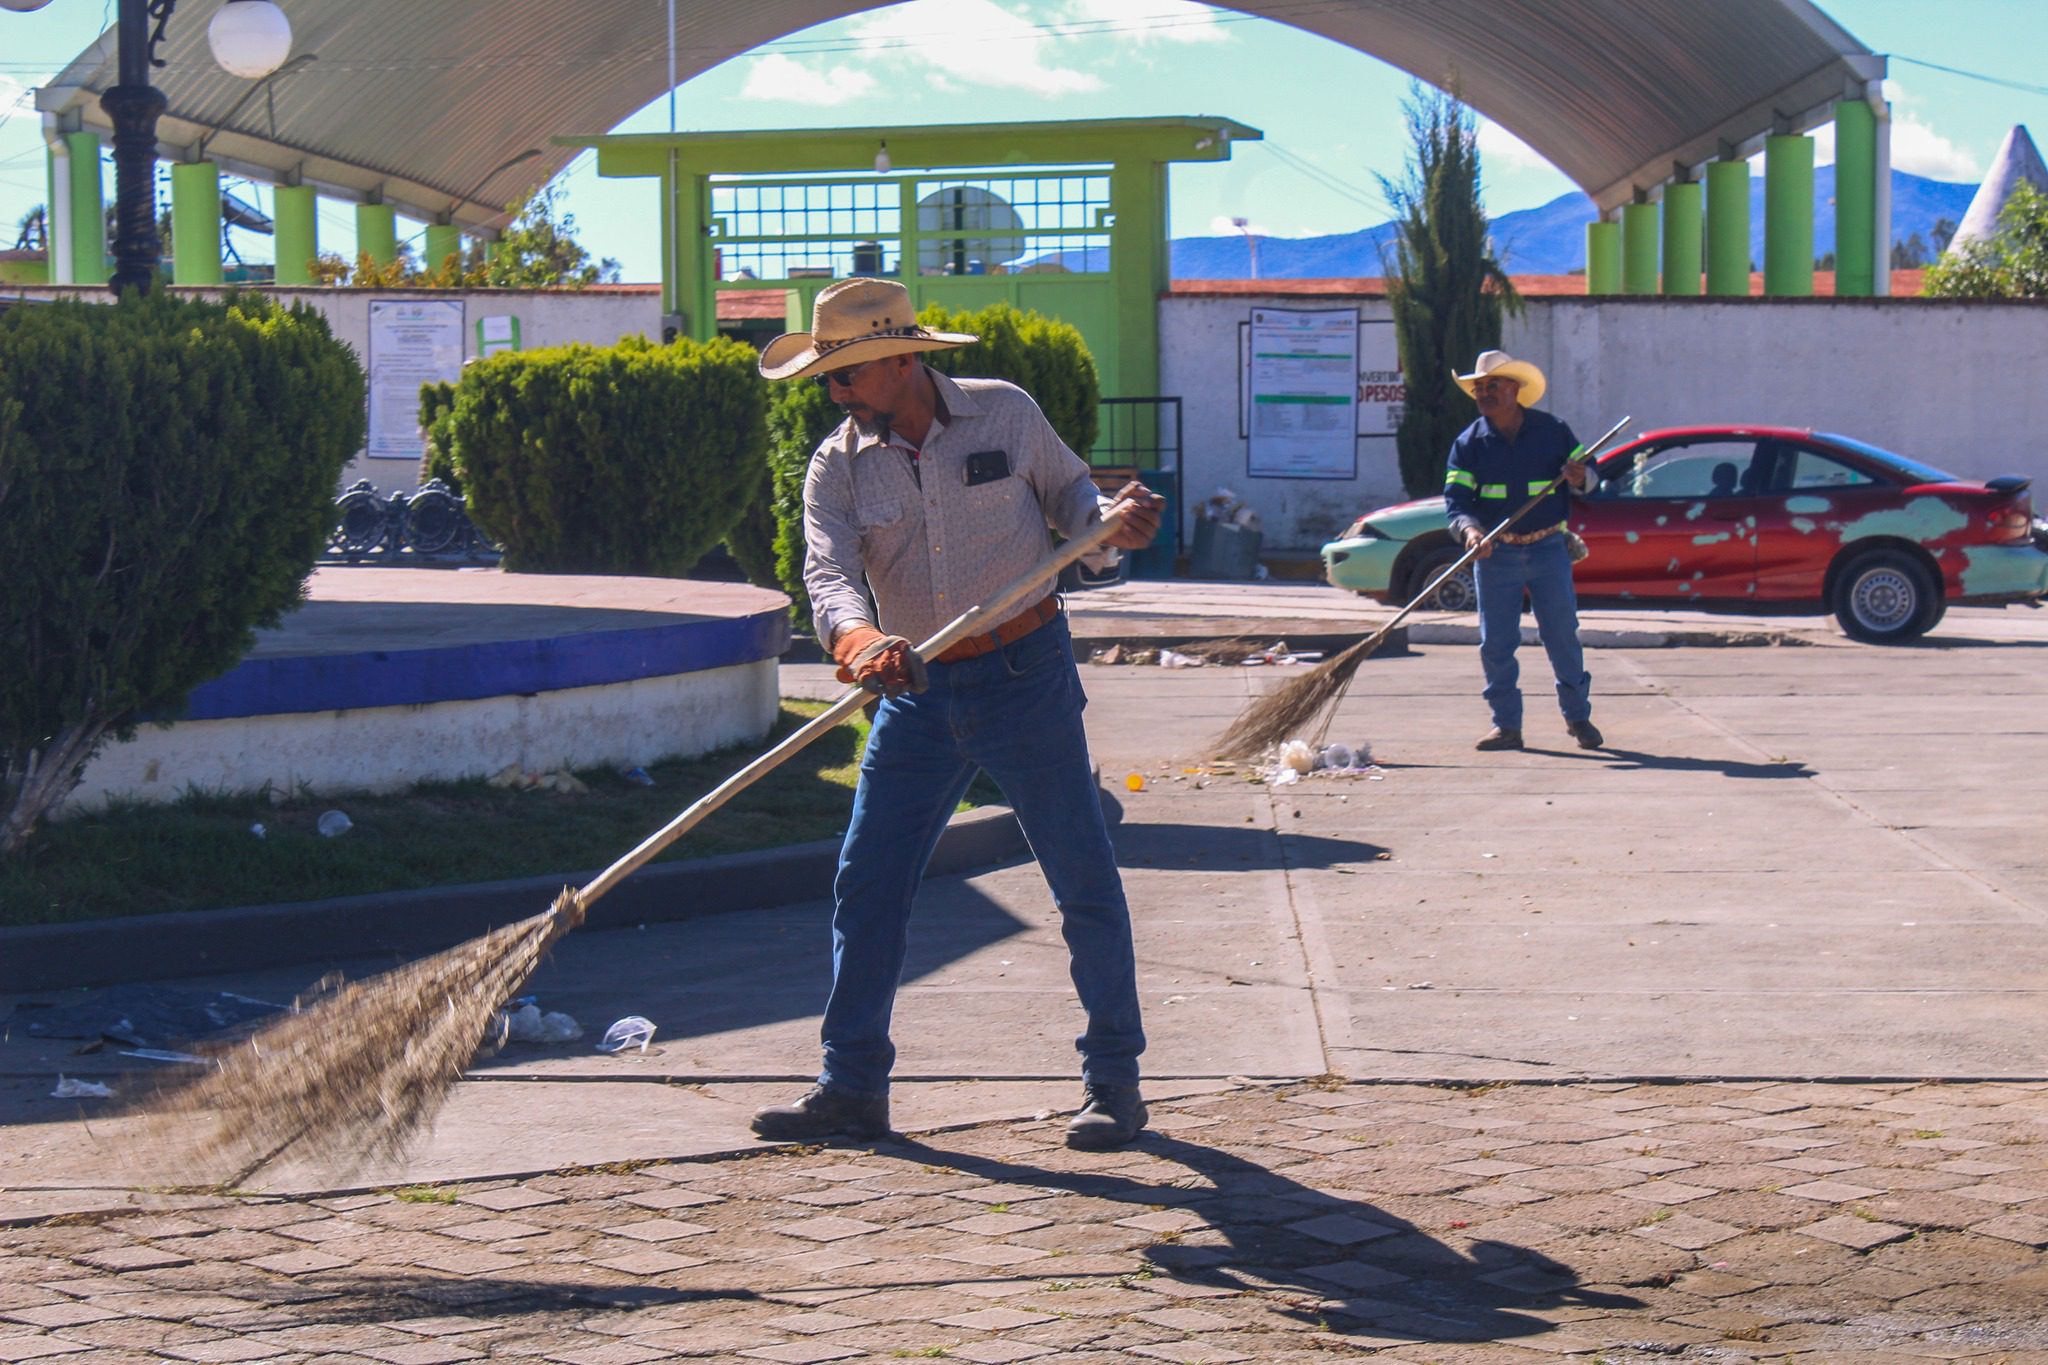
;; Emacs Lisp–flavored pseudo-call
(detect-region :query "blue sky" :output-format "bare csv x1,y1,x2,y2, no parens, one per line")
3,0,2044,279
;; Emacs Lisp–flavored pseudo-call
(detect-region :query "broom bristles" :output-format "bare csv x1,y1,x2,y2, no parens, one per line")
129,888,585,1188
1212,632,1383,758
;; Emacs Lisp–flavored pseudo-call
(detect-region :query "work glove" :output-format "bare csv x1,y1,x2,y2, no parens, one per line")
832,623,929,698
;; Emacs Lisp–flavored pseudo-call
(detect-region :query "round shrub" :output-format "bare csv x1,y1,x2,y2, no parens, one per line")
449,335,767,575
0,291,366,854
917,300,1101,455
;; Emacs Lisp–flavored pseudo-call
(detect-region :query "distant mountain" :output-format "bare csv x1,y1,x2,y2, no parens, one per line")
1156,168,1977,279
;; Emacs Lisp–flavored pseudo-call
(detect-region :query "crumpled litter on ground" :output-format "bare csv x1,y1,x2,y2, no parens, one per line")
487,764,590,794
52,1076,113,1099
598,1016,658,1054
1258,739,1380,785
1091,640,1323,668
496,1002,583,1043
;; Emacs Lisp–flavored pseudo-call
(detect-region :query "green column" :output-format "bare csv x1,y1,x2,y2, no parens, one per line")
1106,158,1166,397
424,222,462,276
356,202,398,267
1621,202,1659,293
56,131,106,284
1585,220,1621,294
1661,181,1702,295
170,161,223,286
1705,159,1750,296
1834,99,1877,296
273,185,317,285
1763,134,1814,297
673,169,714,341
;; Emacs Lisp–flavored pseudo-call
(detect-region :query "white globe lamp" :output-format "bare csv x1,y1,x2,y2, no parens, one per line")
207,0,293,80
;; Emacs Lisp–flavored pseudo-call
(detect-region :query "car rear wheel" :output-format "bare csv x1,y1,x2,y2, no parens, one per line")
1410,544,1478,612
1832,549,1939,643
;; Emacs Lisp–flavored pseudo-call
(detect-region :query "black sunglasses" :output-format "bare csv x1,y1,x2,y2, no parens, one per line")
813,360,875,390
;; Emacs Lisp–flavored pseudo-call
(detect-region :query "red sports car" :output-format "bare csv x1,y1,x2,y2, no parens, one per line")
1322,425,2048,643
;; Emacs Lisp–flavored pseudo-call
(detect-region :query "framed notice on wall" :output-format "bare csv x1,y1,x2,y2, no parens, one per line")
1355,319,1402,438
1240,307,1359,480
367,299,464,460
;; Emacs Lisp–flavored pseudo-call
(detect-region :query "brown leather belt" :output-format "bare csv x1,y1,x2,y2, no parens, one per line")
1496,522,1565,546
933,594,1060,664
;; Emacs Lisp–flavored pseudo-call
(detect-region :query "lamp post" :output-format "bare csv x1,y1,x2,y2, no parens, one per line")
99,0,293,295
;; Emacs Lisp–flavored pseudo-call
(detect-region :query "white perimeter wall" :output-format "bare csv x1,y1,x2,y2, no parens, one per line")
1162,294,2048,552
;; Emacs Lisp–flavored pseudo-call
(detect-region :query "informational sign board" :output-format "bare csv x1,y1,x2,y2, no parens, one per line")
367,299,464,460
1242,307,1359,480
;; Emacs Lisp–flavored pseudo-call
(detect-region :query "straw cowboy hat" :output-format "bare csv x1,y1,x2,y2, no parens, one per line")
1454,349,1546,407
758,277,977,381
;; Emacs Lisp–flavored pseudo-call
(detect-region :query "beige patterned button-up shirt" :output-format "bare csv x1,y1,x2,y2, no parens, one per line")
803,367,1112,649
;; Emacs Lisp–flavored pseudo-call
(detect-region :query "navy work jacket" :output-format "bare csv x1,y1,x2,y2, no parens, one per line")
1442,408,1586,538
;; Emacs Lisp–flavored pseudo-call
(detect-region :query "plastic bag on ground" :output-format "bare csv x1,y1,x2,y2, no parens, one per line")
598,1016,657,1053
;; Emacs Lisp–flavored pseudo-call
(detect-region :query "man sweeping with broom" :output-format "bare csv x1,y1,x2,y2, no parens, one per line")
1445,350,1603,753
751,278,1165,1150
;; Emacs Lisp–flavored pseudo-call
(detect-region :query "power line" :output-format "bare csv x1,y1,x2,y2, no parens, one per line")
1891,53,2048,100
1253,141,1393,218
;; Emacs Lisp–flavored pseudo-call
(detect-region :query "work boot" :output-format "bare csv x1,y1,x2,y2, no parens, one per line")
1567,719,1605,750
750,1084,890,1143
1065,1083,1149,1150
1474,726,1524,751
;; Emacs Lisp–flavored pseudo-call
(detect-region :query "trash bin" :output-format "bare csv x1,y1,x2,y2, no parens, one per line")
1190,518,1263,579
1129,471,1178,579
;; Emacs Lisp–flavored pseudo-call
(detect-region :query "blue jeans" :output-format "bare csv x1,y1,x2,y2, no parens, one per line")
819,614,1145,1095
1474,533,1592,731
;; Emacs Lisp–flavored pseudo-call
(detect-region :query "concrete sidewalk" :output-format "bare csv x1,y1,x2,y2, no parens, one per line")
4,614,2046,1359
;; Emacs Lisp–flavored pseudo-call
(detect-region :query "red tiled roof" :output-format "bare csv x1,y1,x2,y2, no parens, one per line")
1168,270,1929,299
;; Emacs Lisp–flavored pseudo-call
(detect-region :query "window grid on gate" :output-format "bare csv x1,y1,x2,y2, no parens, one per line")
709,171,1113,283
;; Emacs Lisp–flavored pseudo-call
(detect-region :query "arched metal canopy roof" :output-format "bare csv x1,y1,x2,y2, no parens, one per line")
34,0,1884,233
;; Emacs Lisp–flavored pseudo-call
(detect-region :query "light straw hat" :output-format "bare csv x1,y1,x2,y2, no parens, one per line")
758,277,977,380
1453,349,1546,406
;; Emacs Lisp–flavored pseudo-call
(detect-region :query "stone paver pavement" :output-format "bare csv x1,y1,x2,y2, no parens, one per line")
7,1079,2048,1361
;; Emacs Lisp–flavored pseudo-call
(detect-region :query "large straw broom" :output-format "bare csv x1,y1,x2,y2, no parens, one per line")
131,505,1137,1187
1213,416,1631,759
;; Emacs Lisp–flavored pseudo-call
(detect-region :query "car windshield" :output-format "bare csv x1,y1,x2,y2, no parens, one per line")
1815,433,1959,485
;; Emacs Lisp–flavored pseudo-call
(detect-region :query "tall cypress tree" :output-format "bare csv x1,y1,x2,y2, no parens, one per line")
1380,85,1519,498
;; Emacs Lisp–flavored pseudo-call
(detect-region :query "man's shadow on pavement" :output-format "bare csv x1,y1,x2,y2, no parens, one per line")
299,1128,1640,1348
891,1129,1643,1346
1561,747,1812,779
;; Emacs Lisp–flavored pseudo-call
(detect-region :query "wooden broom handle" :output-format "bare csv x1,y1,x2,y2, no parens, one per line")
575,503,1134,906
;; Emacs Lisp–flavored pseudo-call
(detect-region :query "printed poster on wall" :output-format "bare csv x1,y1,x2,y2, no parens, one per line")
367,299,464,460
1355,319,1403,437
1245,306,1358,480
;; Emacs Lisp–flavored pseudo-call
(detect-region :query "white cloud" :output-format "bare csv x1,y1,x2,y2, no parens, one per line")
1890,113,1980,181
1475,118,1561,176
738,53,878,107
851,0,1102,98
1061,0,1229,44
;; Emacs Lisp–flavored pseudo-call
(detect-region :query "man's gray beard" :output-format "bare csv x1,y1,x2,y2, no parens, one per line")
849,408,896,438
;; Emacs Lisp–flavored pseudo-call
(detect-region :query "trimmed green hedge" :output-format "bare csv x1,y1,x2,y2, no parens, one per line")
448,335,767,575
753,302,1102,629
918,300,1100,455
0,292,365,855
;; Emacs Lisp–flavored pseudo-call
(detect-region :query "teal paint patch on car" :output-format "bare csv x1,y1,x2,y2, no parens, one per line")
1838,499,1970,543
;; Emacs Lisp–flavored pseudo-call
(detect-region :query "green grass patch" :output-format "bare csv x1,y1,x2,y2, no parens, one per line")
2,701,1000,927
